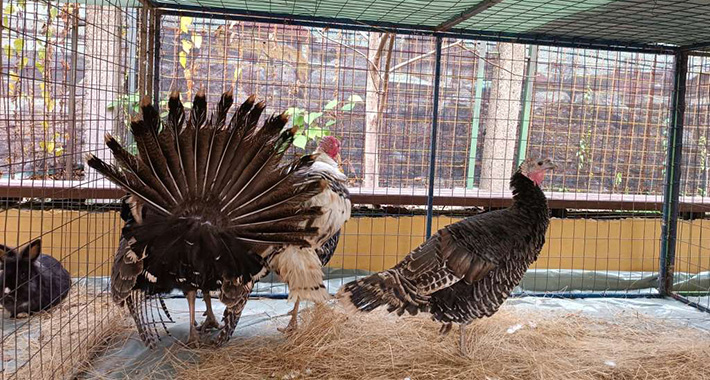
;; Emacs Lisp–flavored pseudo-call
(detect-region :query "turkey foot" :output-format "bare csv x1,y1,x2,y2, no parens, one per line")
185,290,202,348
278,298,300,334
197,292,221,332
186,325,201,347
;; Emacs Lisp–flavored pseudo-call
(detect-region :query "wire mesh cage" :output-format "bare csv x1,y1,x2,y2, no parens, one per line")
0,0,145,377
0,0,707,378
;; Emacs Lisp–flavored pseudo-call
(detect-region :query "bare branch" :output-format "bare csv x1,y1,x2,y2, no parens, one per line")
388,39,463,73
312,29,377,69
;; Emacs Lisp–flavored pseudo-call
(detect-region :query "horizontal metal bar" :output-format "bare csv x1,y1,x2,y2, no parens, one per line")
153,4,678,55
670,293,710,314
436,0,502,32
680,41,710,52
2,184,708,212
190,292,666,300
513,292,663,299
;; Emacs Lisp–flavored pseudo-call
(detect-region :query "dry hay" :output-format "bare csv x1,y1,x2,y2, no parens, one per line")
2,287,127,379
174,303,710,380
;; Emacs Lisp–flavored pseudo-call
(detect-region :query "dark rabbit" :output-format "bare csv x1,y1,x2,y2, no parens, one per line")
0,239,71,318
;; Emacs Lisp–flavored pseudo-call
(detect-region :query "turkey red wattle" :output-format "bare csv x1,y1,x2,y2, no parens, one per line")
526,170,546,186
319,136,341,159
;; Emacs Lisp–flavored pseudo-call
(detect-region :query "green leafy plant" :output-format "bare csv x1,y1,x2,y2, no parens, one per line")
38,132,64,157
287,94,362,149
107,92,141,129
614,172,623,188
575,127,592,170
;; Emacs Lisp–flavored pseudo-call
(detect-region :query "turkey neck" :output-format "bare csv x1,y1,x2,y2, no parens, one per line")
509,171,549,221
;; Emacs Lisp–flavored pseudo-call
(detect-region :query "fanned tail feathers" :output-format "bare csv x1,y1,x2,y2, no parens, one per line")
86,91,325,252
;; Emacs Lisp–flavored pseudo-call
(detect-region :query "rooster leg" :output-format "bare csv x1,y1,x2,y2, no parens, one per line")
458,324,470,357
278,298,300,334
197,291,220,332
185,290,200,347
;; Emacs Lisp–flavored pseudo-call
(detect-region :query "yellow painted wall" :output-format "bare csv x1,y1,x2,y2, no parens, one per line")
0,209,123,278
1,210,709,277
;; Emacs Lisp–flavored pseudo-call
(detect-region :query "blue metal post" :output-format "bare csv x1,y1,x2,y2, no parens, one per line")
152,10,161,107
425,37,443,238
659,51,688,296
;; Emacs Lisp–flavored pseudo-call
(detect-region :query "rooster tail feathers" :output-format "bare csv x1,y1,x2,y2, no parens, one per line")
87,91,324,251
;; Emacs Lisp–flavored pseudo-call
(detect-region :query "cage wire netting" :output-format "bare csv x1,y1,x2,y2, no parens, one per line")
0,0,145,378
0,0,707,378
677,55,710,312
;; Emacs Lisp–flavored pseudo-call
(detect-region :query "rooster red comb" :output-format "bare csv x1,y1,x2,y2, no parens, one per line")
319,136,341,159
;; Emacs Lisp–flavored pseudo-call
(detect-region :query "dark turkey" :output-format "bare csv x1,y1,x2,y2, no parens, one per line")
87,90,327,347
338,158,556,355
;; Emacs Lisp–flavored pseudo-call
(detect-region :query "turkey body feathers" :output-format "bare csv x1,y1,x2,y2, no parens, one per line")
268,153,352,303
339,171,549,326
88,92,327,346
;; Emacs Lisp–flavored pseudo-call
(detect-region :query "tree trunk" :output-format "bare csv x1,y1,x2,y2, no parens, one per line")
480,43,526,192
81,6,123,183
363,32,386,189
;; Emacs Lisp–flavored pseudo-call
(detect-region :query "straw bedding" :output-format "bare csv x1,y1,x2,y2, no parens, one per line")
174,303,710,380
3,287,126,379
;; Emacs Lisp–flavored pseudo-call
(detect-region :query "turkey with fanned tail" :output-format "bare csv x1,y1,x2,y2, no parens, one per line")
88,90,328,347
337,158,556,356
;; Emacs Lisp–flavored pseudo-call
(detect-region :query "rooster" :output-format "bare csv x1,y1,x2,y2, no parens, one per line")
338,158,556,356
269,136,351,333
88,90,328,347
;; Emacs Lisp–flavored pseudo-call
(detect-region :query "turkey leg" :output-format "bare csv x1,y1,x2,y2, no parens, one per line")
185,290,200,347
459,324,470,357
278,298,300,333
197,291,220,331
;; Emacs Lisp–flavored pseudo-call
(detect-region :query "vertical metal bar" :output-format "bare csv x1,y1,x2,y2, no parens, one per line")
659,51,688,296
126,9,138,147
517,45,537,166
146,9,156,101
138,5,148,95
65,7,79,179
152,10,161,106
425,37,443,238
466,42,485,189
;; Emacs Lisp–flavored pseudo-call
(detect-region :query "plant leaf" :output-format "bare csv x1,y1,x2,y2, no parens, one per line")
192,33,203,49
348,94,363,102
13,38,23,54
305,112,323,125
341,103,355,111
180,17,192,34
179,51,187,68
233,66,242,80
325,119,336,127
306,127,326,140
292,134,307,149
293,113,305,128
324,99,338,110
